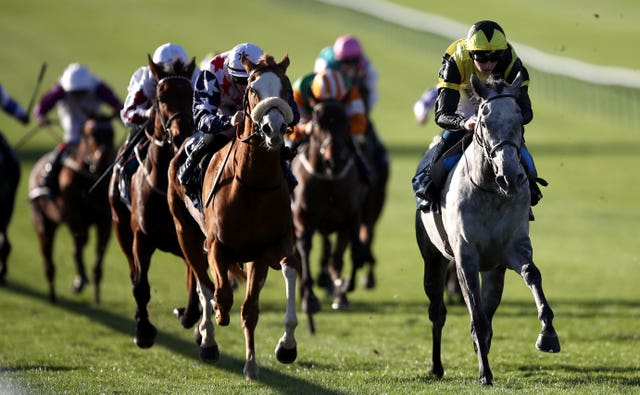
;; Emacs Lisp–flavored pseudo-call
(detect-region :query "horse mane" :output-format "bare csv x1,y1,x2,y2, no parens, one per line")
469,75,514,107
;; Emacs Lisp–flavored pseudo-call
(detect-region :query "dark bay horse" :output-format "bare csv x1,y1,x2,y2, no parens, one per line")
0,134,21,285
291,99,365,317
355,122,389,289
168,54,299,380
415,74,560,385
108,56,199,348
28,116,114,303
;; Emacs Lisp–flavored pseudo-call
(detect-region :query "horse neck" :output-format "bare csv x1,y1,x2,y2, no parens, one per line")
143,123,174,187
235,123,282,187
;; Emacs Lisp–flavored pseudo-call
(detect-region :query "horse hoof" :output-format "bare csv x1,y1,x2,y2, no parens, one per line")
428,364,444,378
361,272,376,289
479,377,493,386
301,294,322,314
275,342,297,364
536,332,561,353
331,296,351,311
71,275,89,294
215,310,230,326
134,324,157,349
200,344,220,363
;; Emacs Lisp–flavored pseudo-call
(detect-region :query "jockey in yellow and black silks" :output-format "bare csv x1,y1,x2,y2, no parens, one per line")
413,20,546,213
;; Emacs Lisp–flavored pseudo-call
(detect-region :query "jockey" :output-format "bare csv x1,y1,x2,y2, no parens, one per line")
413,85,438,125
118,43,199,158
290,68,372,184
177,43,300,200
0,84,29,125
34,63,122,195
314,35,378,115
413,20,545,209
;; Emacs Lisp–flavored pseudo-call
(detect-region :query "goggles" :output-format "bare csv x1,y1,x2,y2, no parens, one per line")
470,51,503,63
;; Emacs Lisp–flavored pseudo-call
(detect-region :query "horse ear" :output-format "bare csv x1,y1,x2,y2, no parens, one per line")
278,53,290,72
241,53,256,74
186,56,196,77
148,54,161,80
508,72,524,93
471,74,489,99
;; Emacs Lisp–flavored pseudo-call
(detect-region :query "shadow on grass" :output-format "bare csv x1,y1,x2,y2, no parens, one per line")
3,281,341,394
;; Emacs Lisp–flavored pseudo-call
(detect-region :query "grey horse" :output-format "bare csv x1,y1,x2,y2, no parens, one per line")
415,73,560,385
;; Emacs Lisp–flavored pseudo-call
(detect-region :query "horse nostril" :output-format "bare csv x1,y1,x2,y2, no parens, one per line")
262,124,272,135
496,175,509,191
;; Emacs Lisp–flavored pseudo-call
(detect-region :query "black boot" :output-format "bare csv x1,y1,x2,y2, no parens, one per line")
40,149,65,196
177,134,207,191
414,139,448,202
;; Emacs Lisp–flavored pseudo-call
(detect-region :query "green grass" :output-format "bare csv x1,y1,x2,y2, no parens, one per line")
1,0,640,394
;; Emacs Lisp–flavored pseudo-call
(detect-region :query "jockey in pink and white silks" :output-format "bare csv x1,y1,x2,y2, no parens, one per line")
34,63,122,195
177,42,300,203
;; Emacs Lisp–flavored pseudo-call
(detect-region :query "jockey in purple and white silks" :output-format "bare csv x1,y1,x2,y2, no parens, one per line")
34,63,122,195
412,20,546,213
177,42,300,202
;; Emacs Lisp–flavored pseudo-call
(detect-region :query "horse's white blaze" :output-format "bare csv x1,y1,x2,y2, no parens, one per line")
252,71,282,99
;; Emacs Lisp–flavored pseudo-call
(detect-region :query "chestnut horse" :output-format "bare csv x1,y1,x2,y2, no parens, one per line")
291,99,365,318
415,74,560,385
168,54,299,380
108,57,199,348
28,116,114,303
0,134,21,285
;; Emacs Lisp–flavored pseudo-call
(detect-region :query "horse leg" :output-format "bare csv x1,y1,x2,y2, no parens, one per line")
296,231,320,318
480,268,506,353
316,234,332,290
275,258,298,364
415,211,448,378
194,280,219,363
33,209,58,303
91,218,112,304
131,232,157,348
70,227,89,295
358,222,376,289
0,233,9,286
240,260,269,381
455,254,493,386
519,262,561,353
329,230,350,310
209,241,233,326
173,267,202,329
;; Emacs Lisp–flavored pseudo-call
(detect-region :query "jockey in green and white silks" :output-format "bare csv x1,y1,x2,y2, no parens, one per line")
413,20,545,211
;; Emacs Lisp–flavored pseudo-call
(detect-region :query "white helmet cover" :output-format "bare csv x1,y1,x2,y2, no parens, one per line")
60,63,94,92
152,43,189,66
225,43,263,78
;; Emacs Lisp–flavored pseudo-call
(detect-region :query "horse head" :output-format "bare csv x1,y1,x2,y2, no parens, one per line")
148,54,195,150
310,99,352,175
470,73,527,196
240,53,294,150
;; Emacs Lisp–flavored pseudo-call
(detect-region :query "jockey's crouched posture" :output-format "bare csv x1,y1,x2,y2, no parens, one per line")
177,43,300,205
412,20,546,214
288,68,373,184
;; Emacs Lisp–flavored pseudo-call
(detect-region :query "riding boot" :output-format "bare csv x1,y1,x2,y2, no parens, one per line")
178,133,208,191
520,145,547,207
414,139,448,202
40,147,66,196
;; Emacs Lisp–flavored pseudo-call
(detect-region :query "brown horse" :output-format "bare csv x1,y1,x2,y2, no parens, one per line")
108,56,199,348
28,116,114,303
0,134,21,285
354,122,389,289
291,99,365,318
168,54,299,380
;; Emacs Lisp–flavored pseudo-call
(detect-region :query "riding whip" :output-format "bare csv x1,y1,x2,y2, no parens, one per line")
204,136,236,208
88,119,149,194
26,62,47,115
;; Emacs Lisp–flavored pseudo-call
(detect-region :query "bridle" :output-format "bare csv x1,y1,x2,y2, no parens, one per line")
149,74,193,149
465,93,525,192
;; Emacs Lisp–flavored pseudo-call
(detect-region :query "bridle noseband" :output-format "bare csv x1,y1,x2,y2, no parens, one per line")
152,75,193,148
